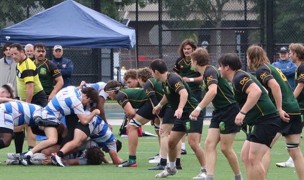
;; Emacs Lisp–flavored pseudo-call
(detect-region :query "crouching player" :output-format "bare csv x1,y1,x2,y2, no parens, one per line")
51,113,123,167
0,98,60,151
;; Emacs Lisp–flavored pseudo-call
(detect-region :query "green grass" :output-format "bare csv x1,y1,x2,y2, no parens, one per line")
0,125,302,180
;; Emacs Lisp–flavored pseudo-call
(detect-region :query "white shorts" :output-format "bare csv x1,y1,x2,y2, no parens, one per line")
0,110,14,130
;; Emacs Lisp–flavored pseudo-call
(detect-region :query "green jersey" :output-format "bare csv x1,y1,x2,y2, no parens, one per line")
173,57,202,91
295,63,304,110
35,59,62,95
203,65,236,110
162,73,198,112
232,70,277,125
116,88,148,108
256,64,300,114
143,78,164,106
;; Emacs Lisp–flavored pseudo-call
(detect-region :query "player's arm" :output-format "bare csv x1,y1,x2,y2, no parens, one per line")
77,109,100,125
96,96,107,123
48,76,64,101
25,82,34,103
294,83,304,98
122,102,136,119
241,83,261,113
197,84,217,110
108,150,123,165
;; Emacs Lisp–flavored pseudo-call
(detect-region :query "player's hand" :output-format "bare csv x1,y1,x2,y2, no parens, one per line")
174,108,183,119
279,109,290,123
93,109,100,115
189,110,199,121
235,112,245,126
153,105,161,115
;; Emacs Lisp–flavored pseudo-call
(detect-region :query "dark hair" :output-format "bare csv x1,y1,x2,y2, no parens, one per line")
137,67,152,83
178,39,197,58
218,53,242,71
86,147,104,165
2,43,11,54
104,80,123,92
191,47,210,66
1,84,15,98
10,43,24,52
34,43,46,50
150,59,168,74
81,87,99,104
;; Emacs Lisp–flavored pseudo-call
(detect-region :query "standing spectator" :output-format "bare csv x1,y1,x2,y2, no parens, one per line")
218,53,281,180
52,45,74,87
10,43,48,154
34,43,63,101
0,44,17,92
272,46,297,90
24,44,35,61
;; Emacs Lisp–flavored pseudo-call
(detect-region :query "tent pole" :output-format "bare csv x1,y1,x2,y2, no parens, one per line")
135,0,139,68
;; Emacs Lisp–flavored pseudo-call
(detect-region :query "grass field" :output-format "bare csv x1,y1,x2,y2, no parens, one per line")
0,125,302,180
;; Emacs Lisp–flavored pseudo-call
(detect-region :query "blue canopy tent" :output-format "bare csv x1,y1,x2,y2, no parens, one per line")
0,0,136,48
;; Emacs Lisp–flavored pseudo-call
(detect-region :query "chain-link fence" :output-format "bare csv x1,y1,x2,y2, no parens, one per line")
1,0,304,82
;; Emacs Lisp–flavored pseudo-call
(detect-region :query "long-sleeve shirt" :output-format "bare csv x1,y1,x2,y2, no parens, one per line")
272,59,296,90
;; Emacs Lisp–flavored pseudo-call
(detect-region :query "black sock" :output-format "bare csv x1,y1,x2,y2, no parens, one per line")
57,151,64,157
28,146,34,151
176,158,181,166
160,158,167,166
0,139,5,148
14,131,25,153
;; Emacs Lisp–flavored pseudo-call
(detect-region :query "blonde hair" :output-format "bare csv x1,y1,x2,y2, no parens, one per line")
190,47,210,66
246,45,269,70
289,43,304,61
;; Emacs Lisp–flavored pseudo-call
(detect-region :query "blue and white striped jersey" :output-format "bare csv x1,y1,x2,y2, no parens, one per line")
0,101,42,126
88,115,115,146
42,86,85,121
84,82,108,100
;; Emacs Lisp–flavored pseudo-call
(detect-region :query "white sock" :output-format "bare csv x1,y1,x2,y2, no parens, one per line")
25,150,33,157
181,143,186,150
168,161,175,169
287,156,294,163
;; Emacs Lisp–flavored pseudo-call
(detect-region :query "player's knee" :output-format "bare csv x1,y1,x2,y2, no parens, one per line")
129,119,142,128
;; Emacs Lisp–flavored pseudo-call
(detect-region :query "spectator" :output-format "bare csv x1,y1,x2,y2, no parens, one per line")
52,45,74,87
24,44,35,61
272,46,297,90
0,44,17,93
34,43,63,101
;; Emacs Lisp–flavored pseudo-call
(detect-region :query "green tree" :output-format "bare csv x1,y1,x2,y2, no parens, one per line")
0,0,38,28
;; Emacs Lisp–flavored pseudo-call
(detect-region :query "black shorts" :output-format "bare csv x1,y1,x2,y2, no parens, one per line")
31,90,48,107
136,101,156,120
210,103,241,134
75,122,90,137
162,106,175,124
280,114,303,136
172,110,204,134
248,114,281,148
0,127,13,134
61,114,79,146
